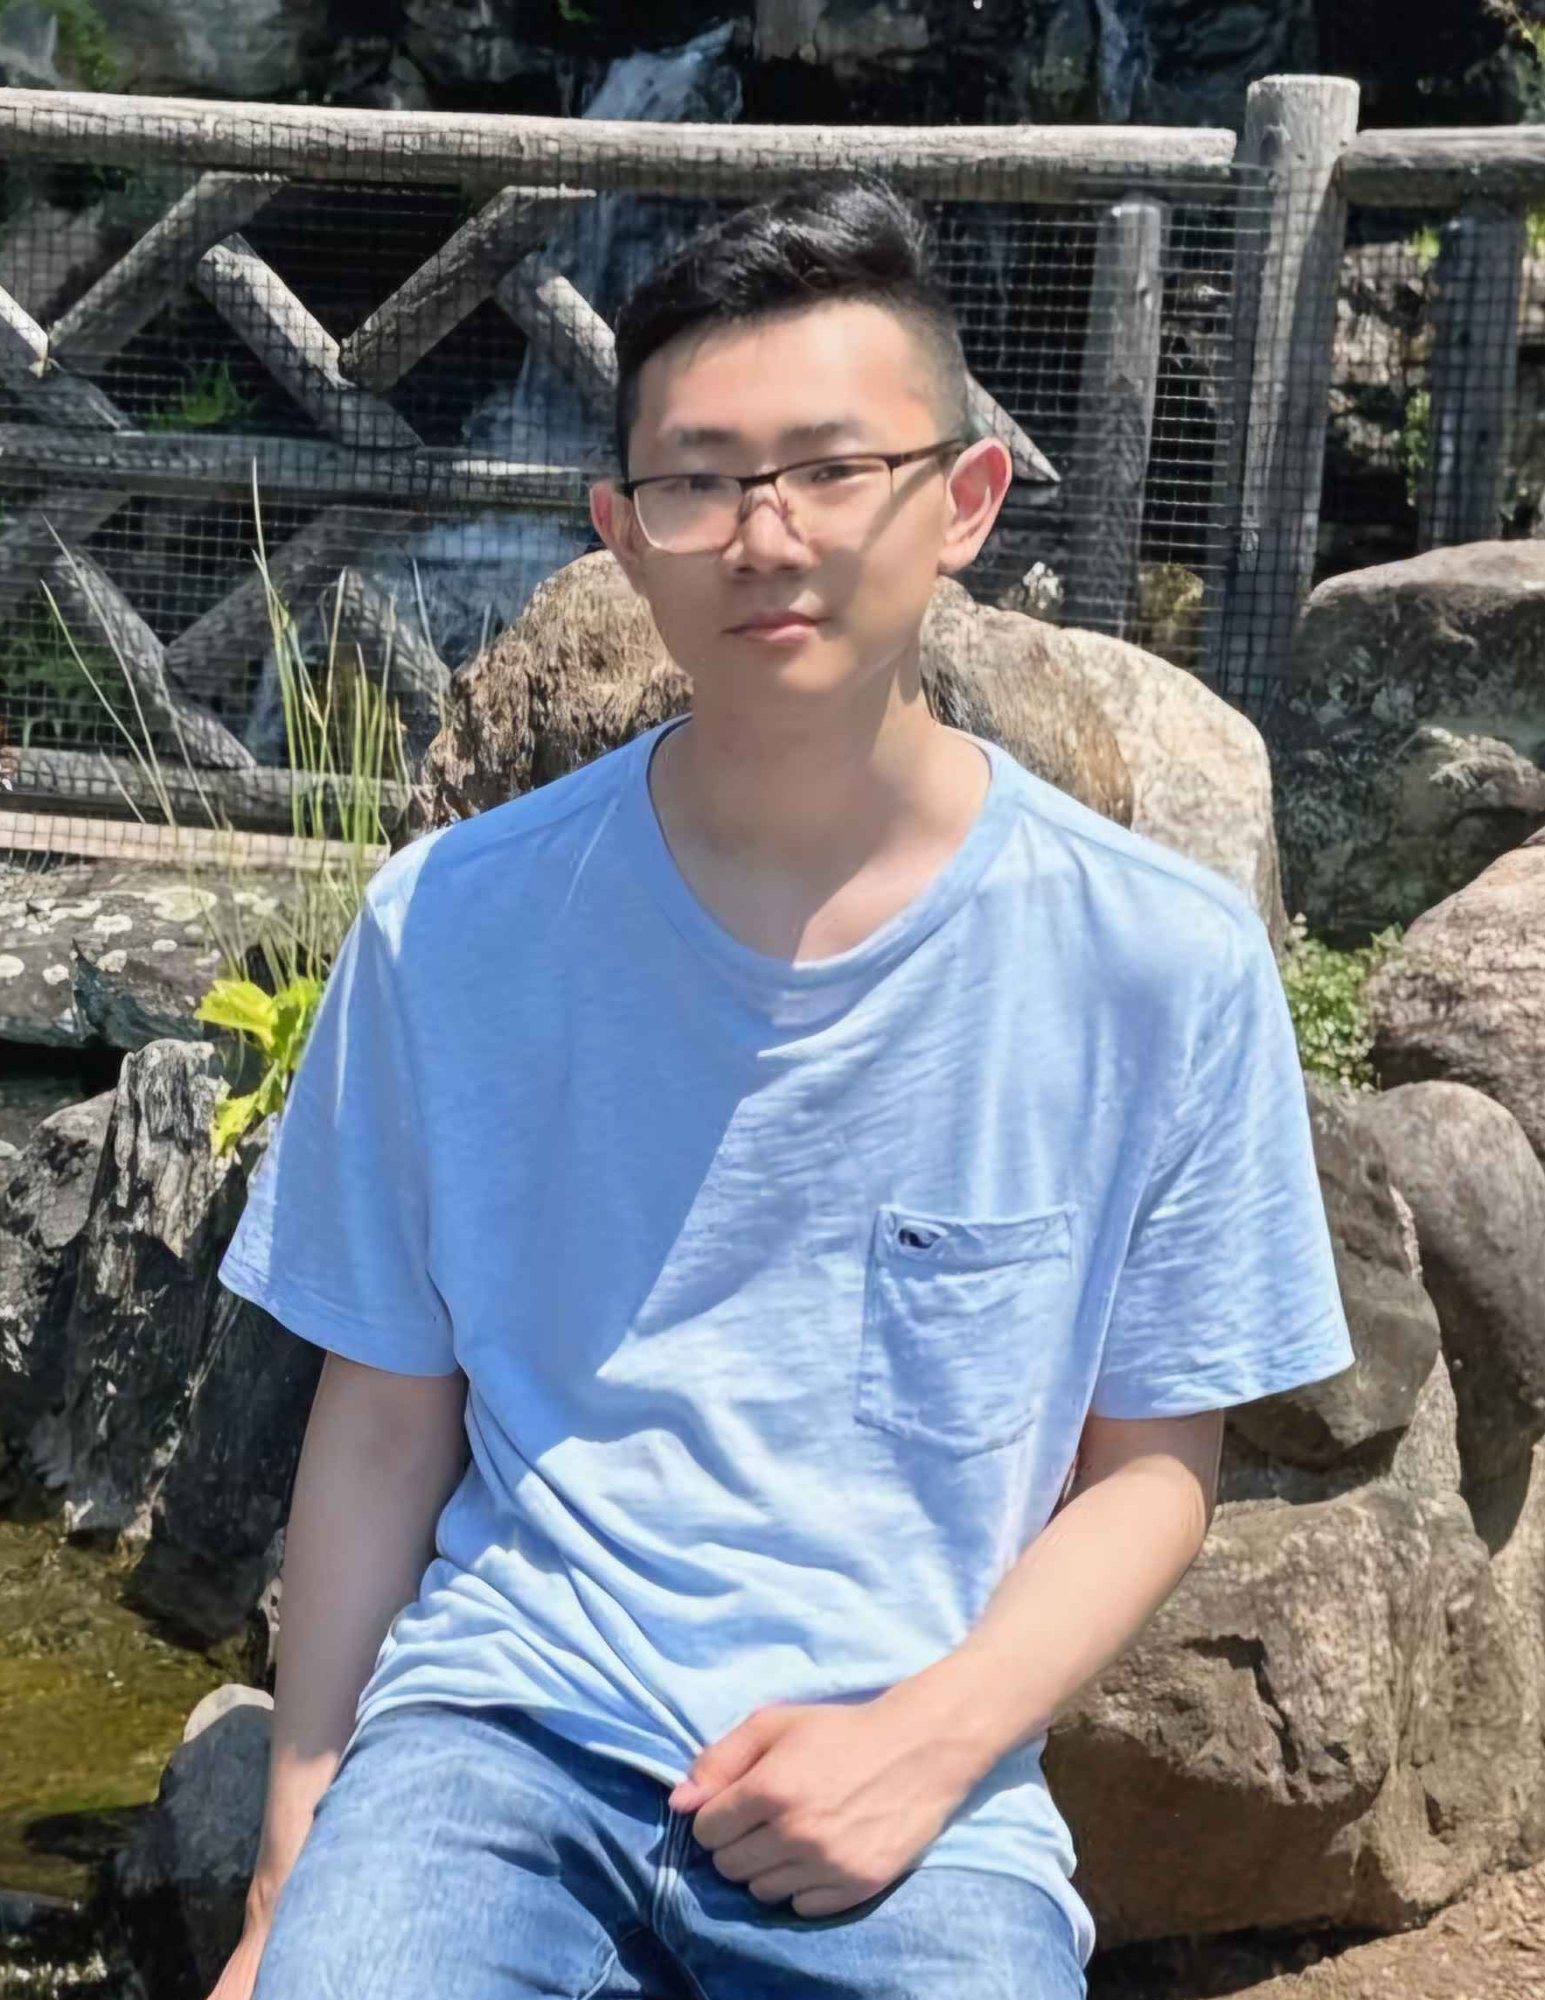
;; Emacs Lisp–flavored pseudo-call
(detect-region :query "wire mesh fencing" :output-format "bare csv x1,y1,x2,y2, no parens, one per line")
0,96,1282,865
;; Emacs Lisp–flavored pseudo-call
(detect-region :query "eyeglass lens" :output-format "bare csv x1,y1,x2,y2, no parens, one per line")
635,457,894,553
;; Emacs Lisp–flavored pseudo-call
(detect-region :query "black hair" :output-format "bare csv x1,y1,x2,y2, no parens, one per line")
611,170,970,477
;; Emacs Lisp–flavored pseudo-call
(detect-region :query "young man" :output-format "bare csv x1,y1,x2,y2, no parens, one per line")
214,173,1354,2000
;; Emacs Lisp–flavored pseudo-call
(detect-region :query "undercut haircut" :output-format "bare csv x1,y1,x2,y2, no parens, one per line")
611,170,971,477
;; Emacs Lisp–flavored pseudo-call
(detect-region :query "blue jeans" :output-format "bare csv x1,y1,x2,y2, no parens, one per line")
253,1700,1089,1999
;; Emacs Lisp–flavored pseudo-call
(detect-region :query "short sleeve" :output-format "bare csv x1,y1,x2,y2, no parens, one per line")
217,887,457,1377
1089,912,1355,1420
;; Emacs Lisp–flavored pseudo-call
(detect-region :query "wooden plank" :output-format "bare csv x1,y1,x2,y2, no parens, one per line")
324,567,448,715
3,744,408,836
47,170,283,370
1063,196,1168,637
194,233,420,450
44,541,257,770
1418,202,1526,551
493,255,617,415
164,504,428,683
964,375,1059,488
1344,128,1545,209
0,279,129,429
0,425,593,509
339,185,592,391
0,488,128,617
1217,75,1361,696
0,806,388,873
0,89,1238,200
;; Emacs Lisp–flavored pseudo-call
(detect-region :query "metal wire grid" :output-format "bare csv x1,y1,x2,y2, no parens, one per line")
1325,210,1545,579
0,114,1273,839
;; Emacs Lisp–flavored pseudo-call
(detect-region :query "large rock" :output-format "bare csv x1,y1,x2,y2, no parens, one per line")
1227,1077,1439,1470
1360,1082,1545,1490
0,1092,113,1471
1269,543,1545,935
1045,1480,1536,1945
1369,832,1545,1166
0,861,282,1052
111,1690,273,1999
24,1041,320,1649
410,553,1287,937
94,0,316,95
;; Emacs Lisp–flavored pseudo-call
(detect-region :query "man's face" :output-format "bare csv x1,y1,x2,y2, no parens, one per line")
591,300,1010,710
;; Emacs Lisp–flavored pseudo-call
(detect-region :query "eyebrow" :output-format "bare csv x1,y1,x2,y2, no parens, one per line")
661,419,869,451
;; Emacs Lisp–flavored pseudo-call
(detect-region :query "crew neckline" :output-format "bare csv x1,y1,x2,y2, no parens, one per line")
621,714,1019,997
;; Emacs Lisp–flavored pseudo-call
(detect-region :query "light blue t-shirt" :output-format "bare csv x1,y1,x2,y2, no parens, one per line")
218,716,1354,1965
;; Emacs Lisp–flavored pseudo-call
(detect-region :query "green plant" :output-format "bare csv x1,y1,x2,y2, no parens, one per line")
196,972,325,1155
1279,917,1404,1092
39,473,418,1157
1,618,130,747
1400,387,1432,508
0,0,118,90
556,0,593,19
1407,223,1443,273
142,360,254,433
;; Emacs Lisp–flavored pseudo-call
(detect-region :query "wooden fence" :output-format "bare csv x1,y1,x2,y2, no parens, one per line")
0,80,1542,852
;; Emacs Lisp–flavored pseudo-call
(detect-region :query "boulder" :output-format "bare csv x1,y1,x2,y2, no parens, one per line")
1045,1480,1536,1945
1227,1077,1439,1469
94,0,316,96
26,1041,320,1651
0,1091,113,1474
0,861,281,1052
1269,542,1545,935
1369,832,1545,1166
1359,1082,1545,1490
411,553,1287,937
111,1692,273,1999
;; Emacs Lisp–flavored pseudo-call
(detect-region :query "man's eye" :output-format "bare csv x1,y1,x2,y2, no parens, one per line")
657,474,727,496
809,460,869,484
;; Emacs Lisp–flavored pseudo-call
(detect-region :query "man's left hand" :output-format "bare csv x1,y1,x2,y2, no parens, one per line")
667,1682,988,1918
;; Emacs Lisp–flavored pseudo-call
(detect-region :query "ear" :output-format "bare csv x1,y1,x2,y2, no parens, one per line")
590,478,649,590
937,438,1014,578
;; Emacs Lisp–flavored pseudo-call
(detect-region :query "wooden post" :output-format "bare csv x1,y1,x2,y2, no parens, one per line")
1418,201,1526,551
1215,75,1360,700
1063,195,1168,638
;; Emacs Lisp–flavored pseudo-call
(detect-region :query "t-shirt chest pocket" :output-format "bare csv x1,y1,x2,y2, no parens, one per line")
856,1203,1078,1457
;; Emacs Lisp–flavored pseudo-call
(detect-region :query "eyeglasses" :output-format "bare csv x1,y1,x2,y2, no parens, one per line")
616,438,968,555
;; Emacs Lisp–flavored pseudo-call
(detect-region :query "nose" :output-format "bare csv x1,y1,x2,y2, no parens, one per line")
722,483,811,570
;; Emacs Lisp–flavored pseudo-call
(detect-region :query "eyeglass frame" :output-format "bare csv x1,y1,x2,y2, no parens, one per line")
614,436,970,552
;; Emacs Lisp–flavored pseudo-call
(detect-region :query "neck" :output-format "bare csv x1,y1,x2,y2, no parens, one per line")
649,647,989,895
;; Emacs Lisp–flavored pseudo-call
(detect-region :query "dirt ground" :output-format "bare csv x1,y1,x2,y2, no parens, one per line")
1088,1854,1545,2000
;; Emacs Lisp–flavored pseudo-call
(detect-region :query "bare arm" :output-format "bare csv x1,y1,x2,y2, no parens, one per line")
903,1408,1225,1773
246,1350,470,1923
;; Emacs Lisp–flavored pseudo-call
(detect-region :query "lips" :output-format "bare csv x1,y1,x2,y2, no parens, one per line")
730,613,821,633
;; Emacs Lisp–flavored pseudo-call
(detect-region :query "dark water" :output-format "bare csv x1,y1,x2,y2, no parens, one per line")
0,1514,231,1995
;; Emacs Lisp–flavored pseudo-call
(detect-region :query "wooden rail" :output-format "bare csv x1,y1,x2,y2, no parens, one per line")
0,808,388,872
1342,128,1545,208
0,89,1239,200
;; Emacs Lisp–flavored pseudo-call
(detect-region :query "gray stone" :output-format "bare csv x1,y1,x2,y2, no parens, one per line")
0,1091,112,1473
1360,1081,1545,1488
403,0,543,89
1269,542,1545,935
1044,1480,1536,1944
95,0,317,96
1370,832,1545,1167
28,1044,321,1653
1228,1078,1440,1469
111,1696,272,1998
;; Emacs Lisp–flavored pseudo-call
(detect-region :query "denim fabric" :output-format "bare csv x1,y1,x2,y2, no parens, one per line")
252,1700,1089,2000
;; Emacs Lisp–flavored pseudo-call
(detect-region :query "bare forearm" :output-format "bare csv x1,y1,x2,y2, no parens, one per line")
249,1359,468,1918
897,1447,1212,1784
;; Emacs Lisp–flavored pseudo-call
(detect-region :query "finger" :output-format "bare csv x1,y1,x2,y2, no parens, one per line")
707,1822,805,1883
690,1774,778,1851
746,1864,822,1907
672,1707,786,1810
792,1883,872,1918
